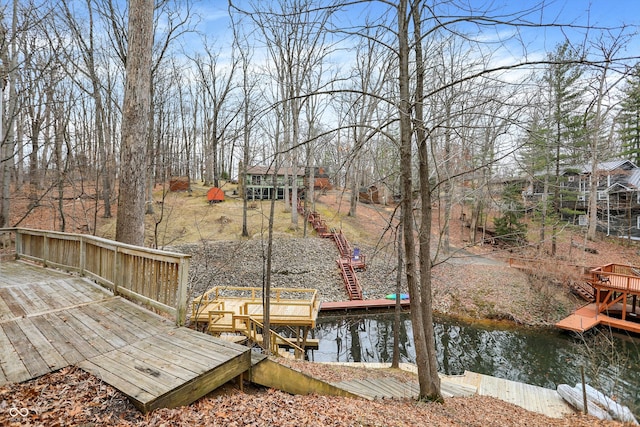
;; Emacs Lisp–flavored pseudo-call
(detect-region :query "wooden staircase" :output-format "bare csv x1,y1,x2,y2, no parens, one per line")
333,230,351,258
331,376,476,400
208,313,306,359
569,280,595,302
297,199,367,299
338,258,363,300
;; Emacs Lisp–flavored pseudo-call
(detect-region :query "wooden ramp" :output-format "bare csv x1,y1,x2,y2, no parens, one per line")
322,363,574,419
0,261,251,413
445,370,574,418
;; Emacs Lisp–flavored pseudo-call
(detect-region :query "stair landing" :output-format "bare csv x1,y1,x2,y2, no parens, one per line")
0,261,251,413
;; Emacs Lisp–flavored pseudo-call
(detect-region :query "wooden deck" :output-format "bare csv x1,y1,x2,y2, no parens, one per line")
557,263,640,334
556,303,640,334
0,260,252,413
321,363,575,419
320,298,411,311
192,286,320,357
555,304,602,332
192,286,320,328
451,370,574,418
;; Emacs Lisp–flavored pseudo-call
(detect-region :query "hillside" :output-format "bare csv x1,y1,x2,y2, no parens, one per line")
7,181,640,325
2,182,636,425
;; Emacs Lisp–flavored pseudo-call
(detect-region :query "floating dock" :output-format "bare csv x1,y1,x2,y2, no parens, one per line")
320,298,411,311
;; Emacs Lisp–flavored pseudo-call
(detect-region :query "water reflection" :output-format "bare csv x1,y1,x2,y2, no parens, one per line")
310,312,640,415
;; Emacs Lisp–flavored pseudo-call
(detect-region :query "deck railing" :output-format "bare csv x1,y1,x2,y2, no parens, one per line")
591,263,640,294
0,227,190,325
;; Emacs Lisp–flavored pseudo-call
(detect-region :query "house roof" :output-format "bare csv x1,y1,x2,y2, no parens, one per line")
246,165,306,176
626,168,640,189
564,159,637,175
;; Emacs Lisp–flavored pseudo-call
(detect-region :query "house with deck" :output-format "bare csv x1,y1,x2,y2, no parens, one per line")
241,165,331,200
520,159,640,240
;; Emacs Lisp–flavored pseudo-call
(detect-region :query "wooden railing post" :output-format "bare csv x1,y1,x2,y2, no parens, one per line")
43,232,49,267
15,229,22,258
113,246,120,296
176,257,189,326
79,235,86,276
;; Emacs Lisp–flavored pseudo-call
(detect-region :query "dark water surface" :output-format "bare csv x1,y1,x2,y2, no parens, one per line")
308,312,640,415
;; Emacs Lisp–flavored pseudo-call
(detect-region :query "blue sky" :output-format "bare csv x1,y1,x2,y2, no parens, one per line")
196,1,640,41
191,0,640,68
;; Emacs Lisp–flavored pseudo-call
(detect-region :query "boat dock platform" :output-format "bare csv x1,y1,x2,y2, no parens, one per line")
556,263,640,334
191,285,321,357
320,298,411,311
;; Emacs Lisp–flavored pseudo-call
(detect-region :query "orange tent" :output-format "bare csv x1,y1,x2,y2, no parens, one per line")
207,187,225,203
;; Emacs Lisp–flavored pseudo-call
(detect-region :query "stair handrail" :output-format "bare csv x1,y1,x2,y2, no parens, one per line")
235,314,305,358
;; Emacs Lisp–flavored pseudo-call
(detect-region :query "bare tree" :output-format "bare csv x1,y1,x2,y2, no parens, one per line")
0,0,20,228
585,31,631,240
233,0,335,230
190,39,239,189
58,0,115,219
115,0,154,245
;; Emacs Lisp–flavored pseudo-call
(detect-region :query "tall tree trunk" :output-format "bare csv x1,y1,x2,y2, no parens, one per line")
349,158,359,217
115,0,154,246
552,121,560,255
412,0,442,401
54,95,66,232
398,0,441,402
0,81,8,227
0,0,18,227
391,217,403,369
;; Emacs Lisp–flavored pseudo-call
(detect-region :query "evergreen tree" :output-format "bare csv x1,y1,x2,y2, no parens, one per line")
619,64,640,165
494,183,528,247
543,41,585,255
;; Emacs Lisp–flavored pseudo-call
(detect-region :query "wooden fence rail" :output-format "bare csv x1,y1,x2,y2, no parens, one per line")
0,227,190,325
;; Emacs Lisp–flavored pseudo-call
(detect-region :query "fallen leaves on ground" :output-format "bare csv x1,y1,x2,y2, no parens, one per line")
0,365,626,427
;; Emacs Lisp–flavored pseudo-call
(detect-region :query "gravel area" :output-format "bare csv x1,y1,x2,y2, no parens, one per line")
172,237,404,307
173,235,578,326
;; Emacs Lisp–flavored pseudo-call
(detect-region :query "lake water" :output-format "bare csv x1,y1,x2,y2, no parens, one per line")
307,312,640,415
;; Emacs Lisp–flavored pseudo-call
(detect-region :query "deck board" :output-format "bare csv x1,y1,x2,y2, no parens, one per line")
0,287,27,318
16,317,69,371
0,260,252,412
35,313,99,362
0,289,16,321
0,324,31,383
2,320,51,378
556,303,640,333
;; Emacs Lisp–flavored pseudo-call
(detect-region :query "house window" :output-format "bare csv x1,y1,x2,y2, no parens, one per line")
598,191,608,201
567,176,574,182
637,215,640,229
578,215,588,226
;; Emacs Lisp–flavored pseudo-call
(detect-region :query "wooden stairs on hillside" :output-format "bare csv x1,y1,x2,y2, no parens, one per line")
569,280,595,302
337,258,363,300
297,199,367,300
